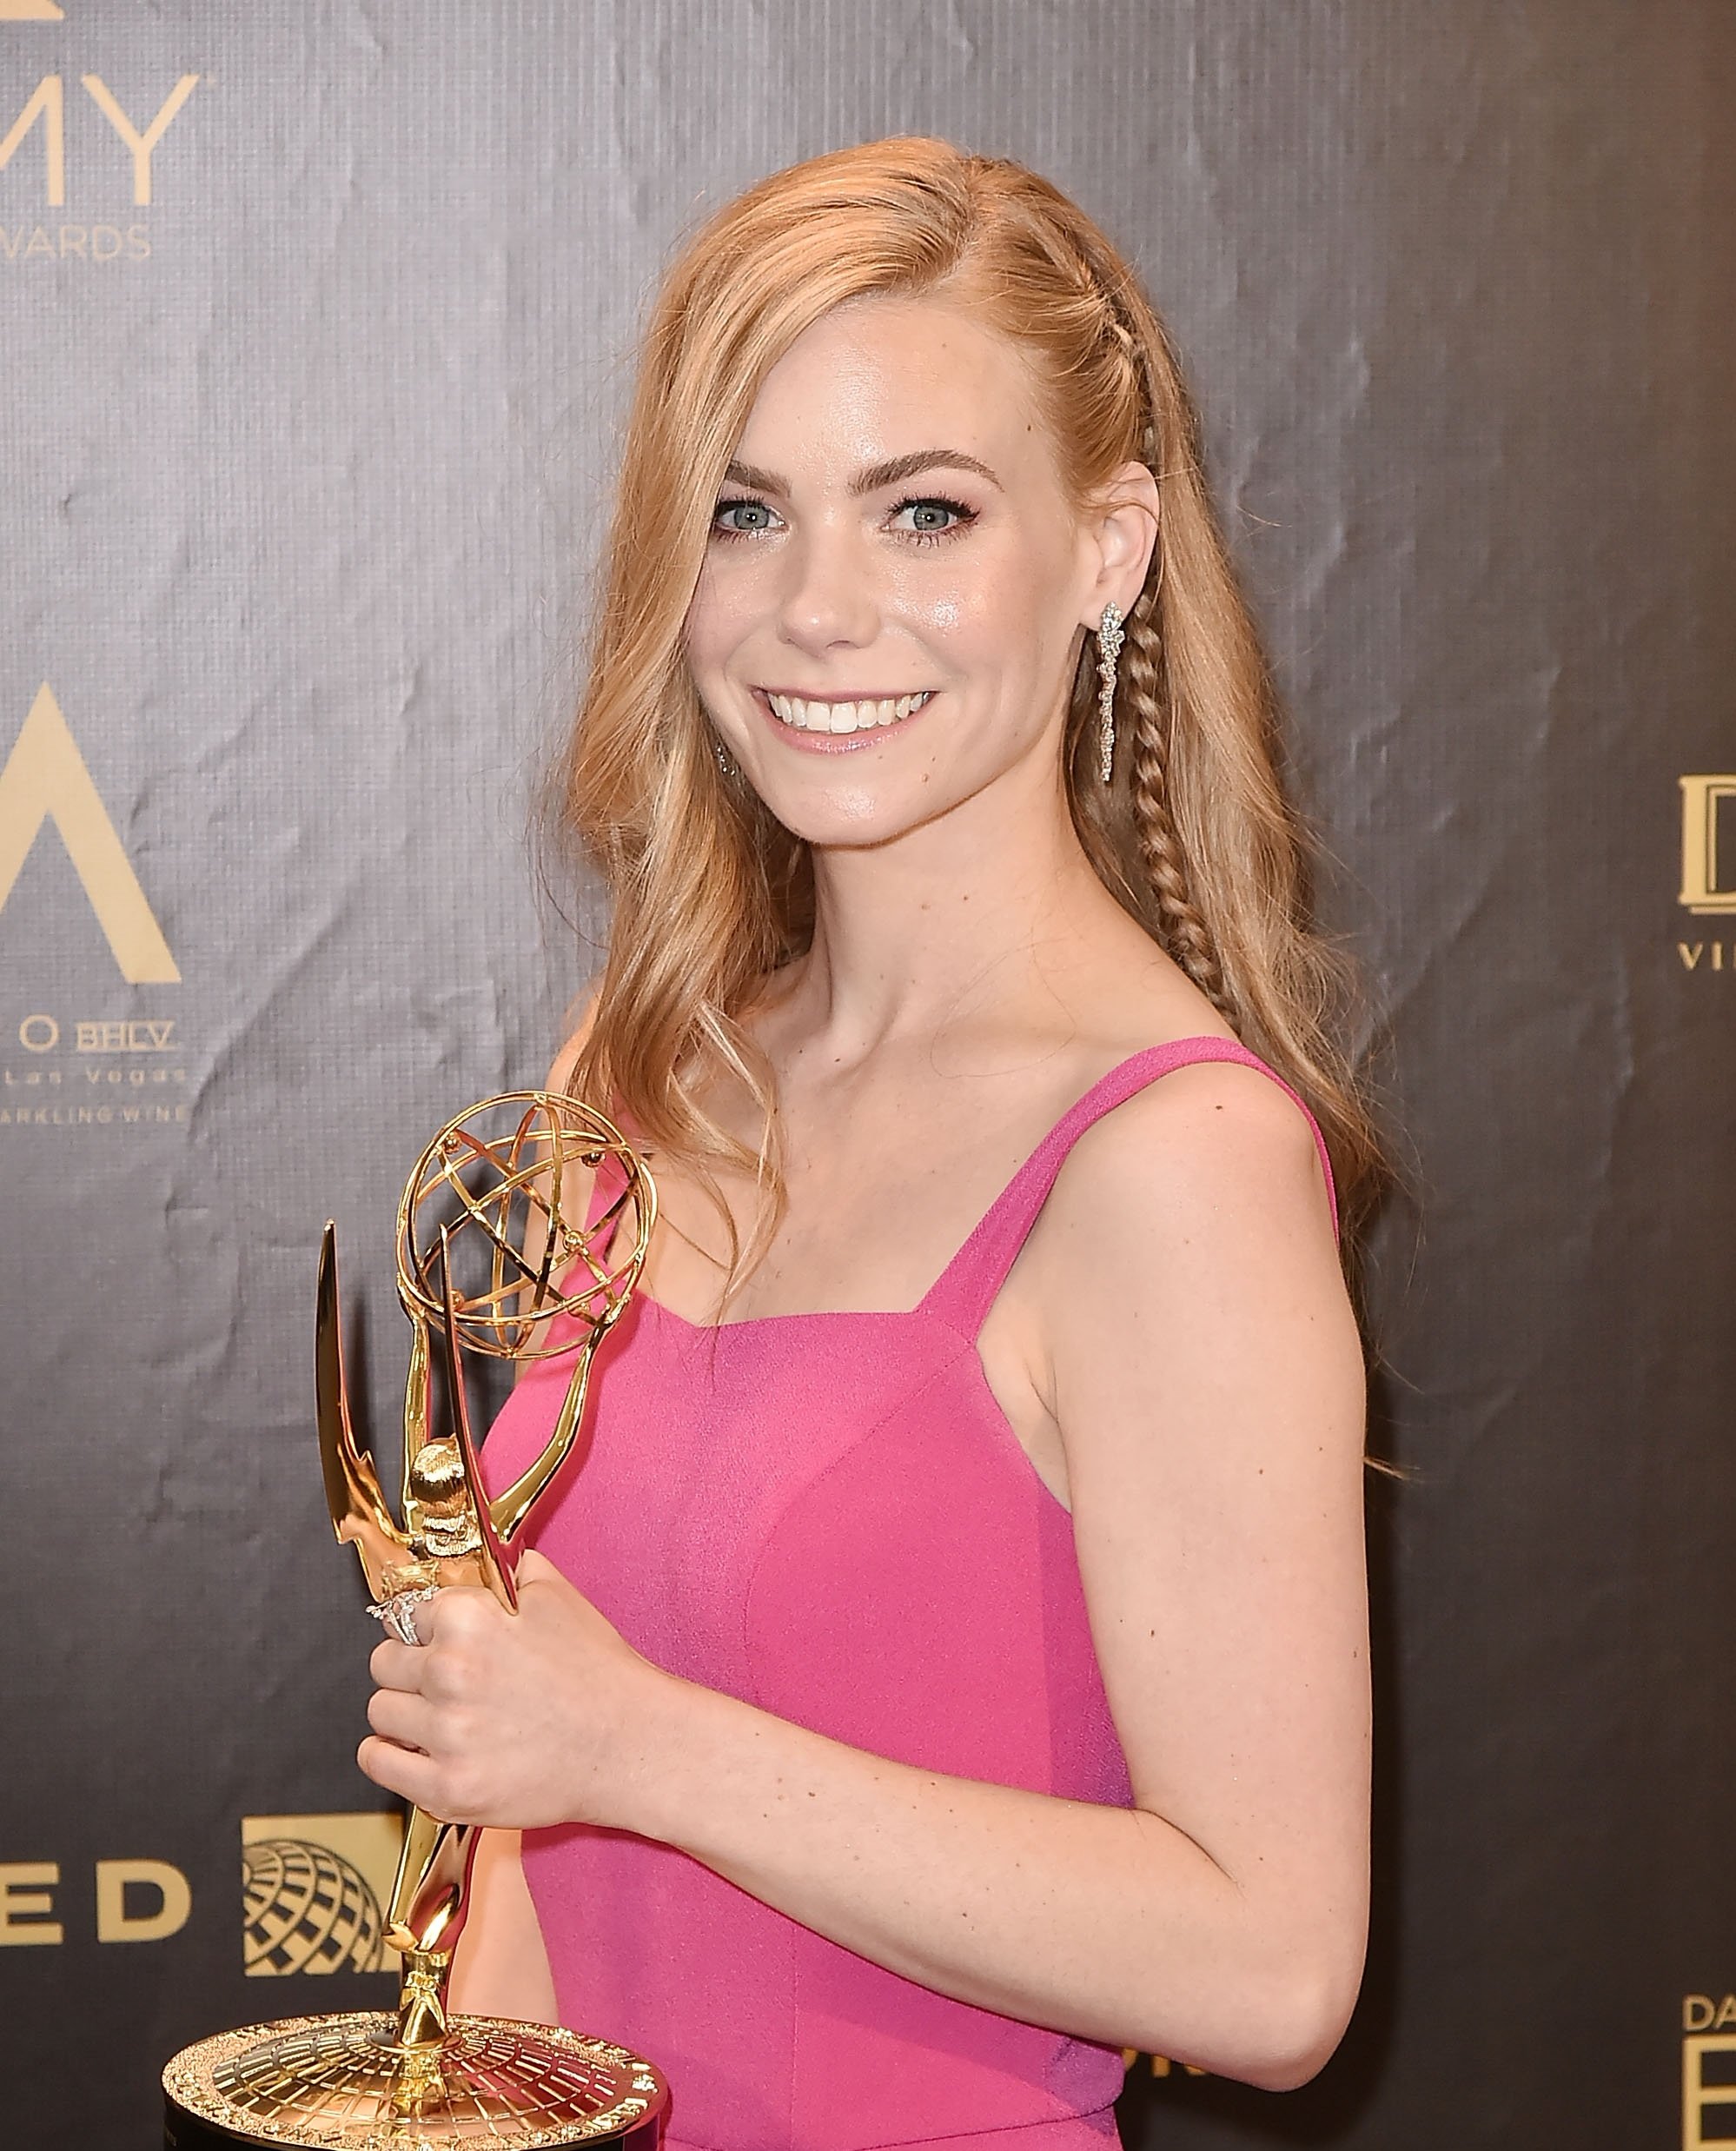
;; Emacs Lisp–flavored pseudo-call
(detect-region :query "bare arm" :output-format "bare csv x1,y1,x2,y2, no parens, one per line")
448,1830,559,2023
367,1064,1369,2089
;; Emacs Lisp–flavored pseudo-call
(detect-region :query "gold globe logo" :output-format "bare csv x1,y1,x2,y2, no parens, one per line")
242,1838,385,1977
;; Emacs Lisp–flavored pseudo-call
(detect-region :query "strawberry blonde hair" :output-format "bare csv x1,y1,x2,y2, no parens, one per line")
542,137,1383,1263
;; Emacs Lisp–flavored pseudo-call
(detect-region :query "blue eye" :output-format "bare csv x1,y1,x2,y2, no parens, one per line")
891,496,974,541
713,497,778,536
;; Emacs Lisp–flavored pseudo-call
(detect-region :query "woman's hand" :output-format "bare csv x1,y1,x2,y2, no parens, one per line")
357,1550,671,1832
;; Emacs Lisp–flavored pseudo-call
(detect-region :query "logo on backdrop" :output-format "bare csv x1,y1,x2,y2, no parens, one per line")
242,1813,403,1977
1683,1995,1736,2149
1677,774,1736,973
0,1856,191,1945
0,681,191,1128
0,681,178,982
0,5,199,266
0,1815,401,1962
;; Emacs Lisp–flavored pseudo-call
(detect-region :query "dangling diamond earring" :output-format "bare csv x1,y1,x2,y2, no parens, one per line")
713,735,738,780
1096,601,1124,783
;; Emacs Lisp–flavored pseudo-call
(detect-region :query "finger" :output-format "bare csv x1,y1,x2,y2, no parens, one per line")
514,1548,579,1614
366,1686,434,1750
357,1732,447,1812
370,1637,430,1691
420,1583,496,1645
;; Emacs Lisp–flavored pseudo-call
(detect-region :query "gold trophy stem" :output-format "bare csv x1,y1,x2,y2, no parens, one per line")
384,1803,474,1965
404,1313,432,1476
393,1947,454,2054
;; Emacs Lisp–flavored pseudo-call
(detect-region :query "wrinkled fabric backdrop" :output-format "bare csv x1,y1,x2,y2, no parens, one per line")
2,3,1731,2146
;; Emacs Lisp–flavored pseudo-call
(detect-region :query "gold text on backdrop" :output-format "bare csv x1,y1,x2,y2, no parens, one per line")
1678,775,1736,914
0,1860,190,1945
0,684,179,983
0,73,198,206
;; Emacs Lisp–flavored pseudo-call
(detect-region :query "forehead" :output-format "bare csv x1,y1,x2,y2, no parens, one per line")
733,292,1056,481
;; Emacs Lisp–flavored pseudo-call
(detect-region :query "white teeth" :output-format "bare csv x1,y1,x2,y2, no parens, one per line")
765,690,931,734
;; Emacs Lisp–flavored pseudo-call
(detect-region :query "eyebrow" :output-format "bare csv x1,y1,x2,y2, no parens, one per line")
721,448,1004,497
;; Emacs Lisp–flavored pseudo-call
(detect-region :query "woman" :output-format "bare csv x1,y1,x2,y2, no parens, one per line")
361,138,1376,2151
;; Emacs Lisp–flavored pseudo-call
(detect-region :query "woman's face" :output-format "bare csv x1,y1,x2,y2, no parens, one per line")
683,293,1148,852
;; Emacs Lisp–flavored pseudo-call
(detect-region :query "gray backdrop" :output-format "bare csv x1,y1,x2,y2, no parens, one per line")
3,3,1732,2146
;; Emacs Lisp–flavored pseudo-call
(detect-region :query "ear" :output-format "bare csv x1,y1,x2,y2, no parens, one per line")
1079,460,1160,628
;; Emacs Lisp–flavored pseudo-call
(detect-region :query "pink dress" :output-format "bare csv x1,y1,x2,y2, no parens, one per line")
480,1038,1336,2151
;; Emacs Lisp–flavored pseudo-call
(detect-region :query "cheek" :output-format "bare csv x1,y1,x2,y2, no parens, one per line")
888,543,1059,668
684,557,759,681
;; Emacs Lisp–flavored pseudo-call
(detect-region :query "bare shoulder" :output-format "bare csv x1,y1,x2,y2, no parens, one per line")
1047,1054,1335,1258
1026,1048,1364,1513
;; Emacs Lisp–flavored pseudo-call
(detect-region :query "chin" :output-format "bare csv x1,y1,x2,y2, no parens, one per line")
755,773,961,852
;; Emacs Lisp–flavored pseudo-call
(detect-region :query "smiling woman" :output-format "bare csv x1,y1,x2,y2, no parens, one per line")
690,312,1123,807
359,137,1380,2151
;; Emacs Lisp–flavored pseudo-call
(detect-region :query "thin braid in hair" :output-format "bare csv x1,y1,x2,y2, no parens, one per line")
1120,591,1227,1006
1099,297,1159,465
1083,262,1228,1003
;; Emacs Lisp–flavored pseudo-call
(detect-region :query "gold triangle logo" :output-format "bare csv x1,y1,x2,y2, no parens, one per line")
0,682,181,983
0,2,68,21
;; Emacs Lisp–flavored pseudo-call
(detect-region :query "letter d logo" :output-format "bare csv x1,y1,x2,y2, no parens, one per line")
1680,776,1736,915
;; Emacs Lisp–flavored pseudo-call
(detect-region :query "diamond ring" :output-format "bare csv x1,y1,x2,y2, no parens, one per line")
369,1584,440,1647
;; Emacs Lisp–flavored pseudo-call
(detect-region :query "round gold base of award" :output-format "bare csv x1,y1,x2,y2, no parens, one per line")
162,2012,668,2149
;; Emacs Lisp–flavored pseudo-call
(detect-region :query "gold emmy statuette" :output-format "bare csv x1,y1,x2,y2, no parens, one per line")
163,1092,668,2149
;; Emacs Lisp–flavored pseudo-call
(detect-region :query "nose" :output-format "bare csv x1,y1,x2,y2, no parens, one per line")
775,517,881,658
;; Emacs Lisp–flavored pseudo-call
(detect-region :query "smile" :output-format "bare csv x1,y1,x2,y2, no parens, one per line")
763,689,933,736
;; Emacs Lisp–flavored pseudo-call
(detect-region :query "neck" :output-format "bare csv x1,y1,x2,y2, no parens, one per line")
781,751,1119,1067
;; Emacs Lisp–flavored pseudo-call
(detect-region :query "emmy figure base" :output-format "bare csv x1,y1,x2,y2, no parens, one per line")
162,2011,667,2149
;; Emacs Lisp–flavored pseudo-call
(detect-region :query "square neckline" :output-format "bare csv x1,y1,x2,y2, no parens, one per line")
579,1032,1329,1338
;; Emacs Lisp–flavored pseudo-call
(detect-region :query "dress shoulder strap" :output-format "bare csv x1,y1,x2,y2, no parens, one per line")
917,1035,1339,1342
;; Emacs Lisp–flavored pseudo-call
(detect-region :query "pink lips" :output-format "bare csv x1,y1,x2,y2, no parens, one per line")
751,688,937,755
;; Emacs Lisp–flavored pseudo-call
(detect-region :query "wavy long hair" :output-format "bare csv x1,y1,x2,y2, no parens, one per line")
542,137,1384,1266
